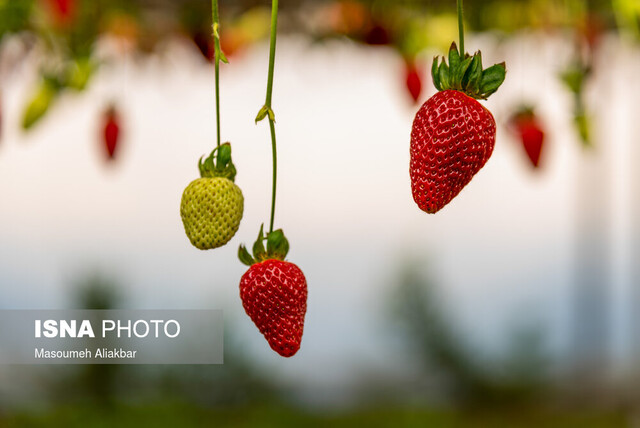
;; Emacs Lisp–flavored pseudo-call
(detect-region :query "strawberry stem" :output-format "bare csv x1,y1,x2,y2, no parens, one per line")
212,0,223,148
263,0,279,234
457,0,464,55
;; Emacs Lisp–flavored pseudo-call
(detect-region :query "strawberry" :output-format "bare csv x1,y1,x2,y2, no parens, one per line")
181,143,244,250
102,106,120,160
404,59,423,104
410,43,505,213
509,108,545,168
238,227,307,357
47,0,76,28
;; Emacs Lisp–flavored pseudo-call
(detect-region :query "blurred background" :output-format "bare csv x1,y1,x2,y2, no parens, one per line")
0,0,639,426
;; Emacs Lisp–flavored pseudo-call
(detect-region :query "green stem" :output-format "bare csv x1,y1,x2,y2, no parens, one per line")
264,0,279,234
457,0,464,55
212,0,221,148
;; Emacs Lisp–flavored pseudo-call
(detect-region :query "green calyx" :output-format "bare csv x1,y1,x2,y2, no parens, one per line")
238,224,289,266
432,42,506,100
198,142,237,182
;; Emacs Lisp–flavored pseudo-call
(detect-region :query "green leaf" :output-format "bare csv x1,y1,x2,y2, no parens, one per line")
252,224,266,261
455,56,473,88
462,53,481,91
448,42,460,76
472,52,484,89
479,62,506,97
22,81,57,130
203,151,215,172
266,229,289,260
438,60,450,90
238,245,255,266
431,57,442,91
216,143,232,169
255,105,269,123
218,49,229,64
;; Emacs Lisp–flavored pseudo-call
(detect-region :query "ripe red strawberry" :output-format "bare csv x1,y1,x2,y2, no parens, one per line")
238,227,307,357
509,108,545,168
102,106,120,160
404,59,423,104
410,43,505,213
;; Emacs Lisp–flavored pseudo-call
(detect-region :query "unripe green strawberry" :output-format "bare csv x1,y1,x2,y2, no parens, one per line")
181,143,244,250
181,177,243,249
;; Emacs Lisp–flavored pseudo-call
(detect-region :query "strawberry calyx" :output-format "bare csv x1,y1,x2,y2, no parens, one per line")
432,42,506,100
198,142,237,182
238,224,289,266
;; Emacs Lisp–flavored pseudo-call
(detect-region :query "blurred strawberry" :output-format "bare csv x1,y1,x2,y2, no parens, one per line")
509,108,546,169
364,22,391,45
404,59,423,104
101,106,121,161
46,0,75,28
192,31,214,62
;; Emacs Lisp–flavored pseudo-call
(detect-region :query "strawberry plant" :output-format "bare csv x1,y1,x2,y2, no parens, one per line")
410,0,506,214
238,0,308,358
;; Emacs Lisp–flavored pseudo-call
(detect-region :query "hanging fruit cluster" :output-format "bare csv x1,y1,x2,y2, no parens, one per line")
179,0,307,358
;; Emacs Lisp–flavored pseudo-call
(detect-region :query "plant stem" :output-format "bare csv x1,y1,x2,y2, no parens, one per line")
264,0,279,234
457,0,465,54
212,0,221,148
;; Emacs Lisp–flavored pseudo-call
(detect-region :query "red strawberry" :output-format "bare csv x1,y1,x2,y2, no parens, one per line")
410,43,505,213
510,109,545,168
238,227,307,357
102,106,120,160
404,59,423,104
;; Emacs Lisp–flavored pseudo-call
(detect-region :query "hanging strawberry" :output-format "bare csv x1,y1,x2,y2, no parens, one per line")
238,227,307,357
404,58,423,104
509,107,545,169
181,144,244,249
239,0,308,357
101,106,120,160
410,0,506,214
181,0,242,250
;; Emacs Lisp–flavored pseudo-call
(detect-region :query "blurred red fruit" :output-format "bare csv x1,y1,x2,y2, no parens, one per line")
510,110,545,168
192,31,214,62
364,23,391,45
404,60,422,104
46,0,75,28
102,106,121,161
